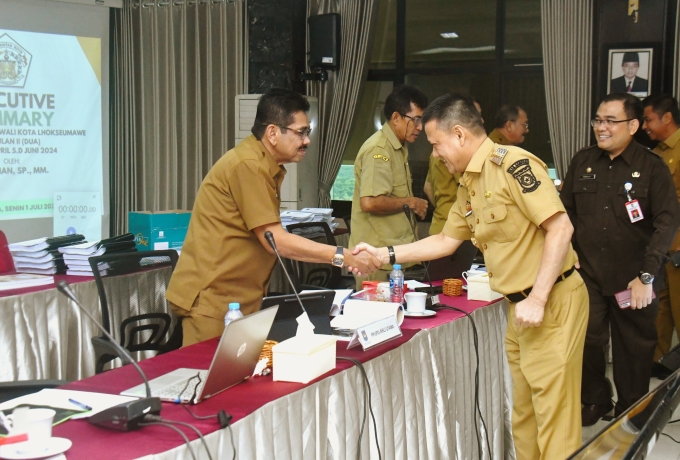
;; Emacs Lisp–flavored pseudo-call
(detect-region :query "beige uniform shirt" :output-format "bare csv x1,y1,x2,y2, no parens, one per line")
488,128,511,145
349,123,415,270
426,154,460,235
442,138,577,295
654,128,680,250
166,135,285,317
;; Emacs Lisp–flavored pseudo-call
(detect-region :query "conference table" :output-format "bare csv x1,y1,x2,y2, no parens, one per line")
46,292,515,459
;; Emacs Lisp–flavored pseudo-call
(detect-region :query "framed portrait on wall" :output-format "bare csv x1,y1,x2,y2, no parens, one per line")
607,48,653,97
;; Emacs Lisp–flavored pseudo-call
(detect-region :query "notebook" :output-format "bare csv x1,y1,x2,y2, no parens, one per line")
120,305,278,404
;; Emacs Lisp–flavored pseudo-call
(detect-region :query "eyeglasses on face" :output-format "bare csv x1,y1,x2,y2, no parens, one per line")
590,118,634,128
514,121,529,130
401,113,423,126
261,122,312,139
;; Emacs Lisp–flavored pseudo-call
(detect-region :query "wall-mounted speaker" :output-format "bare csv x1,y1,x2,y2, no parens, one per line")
308,13,340,71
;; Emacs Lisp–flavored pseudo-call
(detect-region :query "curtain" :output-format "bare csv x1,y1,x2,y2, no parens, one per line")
540,0,593,179
674,1,680,100
306,0,379,207
110,0,246,235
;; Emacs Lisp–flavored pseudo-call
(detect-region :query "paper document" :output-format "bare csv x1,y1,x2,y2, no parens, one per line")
330,299,403,330
404,280,429,289
0,389,137,419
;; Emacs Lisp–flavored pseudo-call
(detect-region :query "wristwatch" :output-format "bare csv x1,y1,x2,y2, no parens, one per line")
331,246,345,267
639,272,654,285
388,246,396,265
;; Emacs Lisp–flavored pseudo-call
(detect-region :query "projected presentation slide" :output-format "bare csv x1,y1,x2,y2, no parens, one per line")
0,29,103,238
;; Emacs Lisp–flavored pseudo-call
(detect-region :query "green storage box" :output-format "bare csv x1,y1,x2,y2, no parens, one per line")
128,210,191,252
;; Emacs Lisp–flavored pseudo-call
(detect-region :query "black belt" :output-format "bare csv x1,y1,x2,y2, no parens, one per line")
504,266,576,304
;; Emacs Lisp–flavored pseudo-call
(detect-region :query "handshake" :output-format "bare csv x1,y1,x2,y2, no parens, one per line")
344,243,387,276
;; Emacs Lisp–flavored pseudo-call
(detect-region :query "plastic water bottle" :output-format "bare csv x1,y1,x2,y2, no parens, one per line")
224,302,244,327
390,264,405,304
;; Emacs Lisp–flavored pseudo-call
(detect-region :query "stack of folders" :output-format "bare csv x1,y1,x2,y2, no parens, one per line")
280,208,338,239
8,234,86,275
59,233,137,276
0,273,55,292
300,208,338,230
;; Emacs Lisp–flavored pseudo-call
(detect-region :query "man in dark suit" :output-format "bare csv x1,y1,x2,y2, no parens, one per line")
610,52,649,94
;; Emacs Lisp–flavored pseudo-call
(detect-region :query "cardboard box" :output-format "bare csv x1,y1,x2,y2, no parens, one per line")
128,210,191,252
272,334,337,384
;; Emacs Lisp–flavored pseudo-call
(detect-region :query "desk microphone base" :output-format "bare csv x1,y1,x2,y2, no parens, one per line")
88,397,162,431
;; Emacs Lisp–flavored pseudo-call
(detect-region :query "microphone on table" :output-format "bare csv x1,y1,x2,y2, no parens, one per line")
57,281,162,431
402,205,441,309
264,231,314,334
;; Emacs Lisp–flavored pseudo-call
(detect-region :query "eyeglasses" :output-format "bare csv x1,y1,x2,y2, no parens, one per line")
401,114,423,126
590,118,634,128
514,121,529,130
262,122,312,139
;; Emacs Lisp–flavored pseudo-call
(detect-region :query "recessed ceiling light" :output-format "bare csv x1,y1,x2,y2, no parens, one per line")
440,32,459,39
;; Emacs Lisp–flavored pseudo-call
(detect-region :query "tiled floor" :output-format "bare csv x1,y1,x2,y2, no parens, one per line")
580,371,680,459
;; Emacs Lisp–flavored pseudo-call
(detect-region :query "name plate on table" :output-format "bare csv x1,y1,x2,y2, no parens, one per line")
347,315,402,351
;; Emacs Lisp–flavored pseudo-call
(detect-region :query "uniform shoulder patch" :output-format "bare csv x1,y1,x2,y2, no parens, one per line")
507,159,541,193
373,153,389,162
489,148,508,165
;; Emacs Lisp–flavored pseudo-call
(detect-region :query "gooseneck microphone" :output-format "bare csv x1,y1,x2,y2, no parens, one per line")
264,230,308,315
57,280,161,431
402,205,440,308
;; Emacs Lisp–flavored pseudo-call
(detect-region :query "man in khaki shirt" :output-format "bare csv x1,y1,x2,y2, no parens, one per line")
642,94,680,373
349,85,429,286
167,88,379,346
423,100,482,235
488,104,529,146
354,94,588,459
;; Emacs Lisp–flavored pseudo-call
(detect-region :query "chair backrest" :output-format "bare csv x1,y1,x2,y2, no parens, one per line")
341,215,351,234
0,230,15,274
88,250,180,354
284,222,341,289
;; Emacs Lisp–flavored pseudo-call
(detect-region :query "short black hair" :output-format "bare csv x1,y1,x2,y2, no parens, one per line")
642,93,680,125
383,85,428,121
600,93,642,120
251,88,310,140
421,93,485,136
494,104,524,129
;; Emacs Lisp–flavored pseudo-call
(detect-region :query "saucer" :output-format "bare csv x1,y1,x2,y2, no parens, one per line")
0,437,72,460
404,309,436,318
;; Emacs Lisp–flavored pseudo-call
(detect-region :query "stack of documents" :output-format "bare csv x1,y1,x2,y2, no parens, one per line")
9,234,85,275
59,233,137,276
0,273,54,292
280,210,315,227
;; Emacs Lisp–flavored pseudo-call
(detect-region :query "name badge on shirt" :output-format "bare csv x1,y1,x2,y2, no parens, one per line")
625,200,644,223
579,174,596,180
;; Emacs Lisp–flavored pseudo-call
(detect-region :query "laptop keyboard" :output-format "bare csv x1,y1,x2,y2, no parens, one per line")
154,370,208,402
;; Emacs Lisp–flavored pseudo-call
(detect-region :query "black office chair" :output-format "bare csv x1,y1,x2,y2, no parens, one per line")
341,215,351,234
89,250,182,374
285,222,343,290
0,380,69,404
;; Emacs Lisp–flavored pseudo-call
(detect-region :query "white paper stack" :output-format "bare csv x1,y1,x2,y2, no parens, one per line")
8,235,85,275
301,208,338,230
0,273,54,291
280,210,315,227
59,241,104,276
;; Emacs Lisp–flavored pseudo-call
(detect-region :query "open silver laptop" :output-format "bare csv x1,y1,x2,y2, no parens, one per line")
121,305,279,404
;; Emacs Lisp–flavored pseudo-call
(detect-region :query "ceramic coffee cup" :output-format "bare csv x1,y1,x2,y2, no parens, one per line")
404,292,427,313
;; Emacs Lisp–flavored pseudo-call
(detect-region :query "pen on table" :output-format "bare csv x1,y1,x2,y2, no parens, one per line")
68,398,93,411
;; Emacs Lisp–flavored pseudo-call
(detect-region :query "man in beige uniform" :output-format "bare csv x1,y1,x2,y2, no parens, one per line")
423,100,482,235
167,88,379,346
642,94,680,374
488,104,529,146
354,94,588,459
349,85,429,287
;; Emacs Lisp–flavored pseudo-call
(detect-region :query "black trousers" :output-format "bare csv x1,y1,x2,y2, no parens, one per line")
581,279,659,415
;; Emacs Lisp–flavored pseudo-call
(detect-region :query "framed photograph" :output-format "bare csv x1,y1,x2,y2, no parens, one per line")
607,48,653,98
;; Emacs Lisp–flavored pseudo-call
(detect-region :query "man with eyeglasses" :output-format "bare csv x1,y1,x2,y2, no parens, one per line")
560,93,680,426
488,104,529,146
641,94,680,380
348,85,429,287
167,88,381,346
